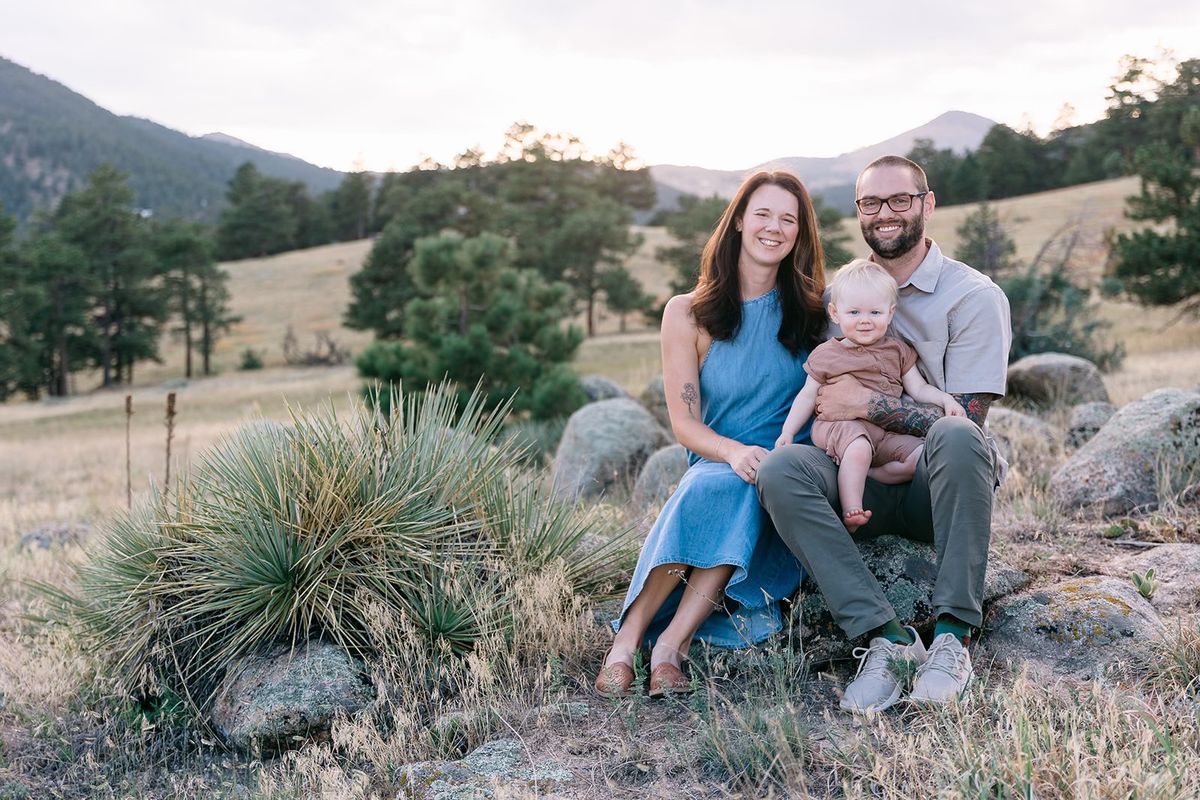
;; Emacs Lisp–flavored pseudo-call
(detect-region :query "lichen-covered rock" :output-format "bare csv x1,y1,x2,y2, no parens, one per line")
987,407,1059,471
631,444,689,510
1050,388,1200,515
638,373,672,432
210,641,374,753
18,522,90,550
551,398,671,500
1066,401,1116,448
1108,544,1200,616
579,374,629,403
398,738,574,799
797,535,1029,662
980,576,1163,680
1007,353,1110,406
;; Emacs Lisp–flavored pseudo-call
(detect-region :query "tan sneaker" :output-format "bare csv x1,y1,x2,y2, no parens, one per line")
839,626,927,713
909,632,973,705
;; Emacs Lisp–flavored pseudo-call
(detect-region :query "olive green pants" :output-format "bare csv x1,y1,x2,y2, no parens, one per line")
757,417,998,639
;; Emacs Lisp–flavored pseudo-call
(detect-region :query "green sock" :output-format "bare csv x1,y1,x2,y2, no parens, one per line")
934,615,973,645
870,618,913,645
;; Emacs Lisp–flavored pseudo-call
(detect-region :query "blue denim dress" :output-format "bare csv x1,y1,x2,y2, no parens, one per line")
614,287,811,647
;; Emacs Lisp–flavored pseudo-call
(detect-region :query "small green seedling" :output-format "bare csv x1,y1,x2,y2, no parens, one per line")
1103,524,1126,539
887,654,920,694
1131,568,1159,600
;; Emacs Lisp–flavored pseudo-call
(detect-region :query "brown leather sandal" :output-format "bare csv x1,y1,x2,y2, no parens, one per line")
595,662,636,697
648,662,691,697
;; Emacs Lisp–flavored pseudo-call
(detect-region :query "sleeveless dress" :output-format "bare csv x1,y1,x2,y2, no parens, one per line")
613,287,811,647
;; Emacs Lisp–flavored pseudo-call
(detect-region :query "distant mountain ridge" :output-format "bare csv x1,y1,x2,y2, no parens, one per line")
649,111,997,208
0,56,344,223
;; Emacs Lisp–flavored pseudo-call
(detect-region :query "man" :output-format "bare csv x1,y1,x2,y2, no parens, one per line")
756,155,1012,712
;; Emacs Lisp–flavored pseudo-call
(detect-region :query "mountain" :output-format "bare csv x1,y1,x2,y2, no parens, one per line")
649,111,997,212
0,56,345,223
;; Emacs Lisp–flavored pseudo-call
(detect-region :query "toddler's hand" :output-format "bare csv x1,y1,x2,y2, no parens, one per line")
774,435,792,450
944,398,967,418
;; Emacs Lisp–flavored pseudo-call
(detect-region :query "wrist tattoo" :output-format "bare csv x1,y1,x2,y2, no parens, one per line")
952,393,994,426
681,382,698,419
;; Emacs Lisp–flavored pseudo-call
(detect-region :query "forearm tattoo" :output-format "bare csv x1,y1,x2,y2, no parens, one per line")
866,394,942,436
952,393,994,426
681,382,699,419
867,391,996,435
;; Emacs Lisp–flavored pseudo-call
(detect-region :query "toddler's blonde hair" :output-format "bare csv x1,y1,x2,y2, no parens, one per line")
829,258,898,306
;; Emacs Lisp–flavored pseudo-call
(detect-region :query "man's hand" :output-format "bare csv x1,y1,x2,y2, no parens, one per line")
942,396,967,418
815,375,872,421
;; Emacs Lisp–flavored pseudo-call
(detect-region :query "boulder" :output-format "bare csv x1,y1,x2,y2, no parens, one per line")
210,641,374,753
1050,388,1200,515
797,535,1030,663
638,374,672,432
551,398,672,500
631,444,689,510
579,374,629,403
987,407,1059,472
1007,353,1110,406
1107,543,1200,616
1066,401,1116,449
398,738,574,799
979,576,1163,680
18,522,90,551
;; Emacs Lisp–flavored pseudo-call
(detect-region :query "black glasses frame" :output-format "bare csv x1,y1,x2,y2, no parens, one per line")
855,192,929,214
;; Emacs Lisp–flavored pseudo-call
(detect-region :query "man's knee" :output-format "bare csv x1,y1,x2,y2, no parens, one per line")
757,445,829,502
926,416,988,461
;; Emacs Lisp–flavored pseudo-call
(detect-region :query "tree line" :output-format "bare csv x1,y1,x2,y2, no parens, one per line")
906,55,1200,207
0,165,236,400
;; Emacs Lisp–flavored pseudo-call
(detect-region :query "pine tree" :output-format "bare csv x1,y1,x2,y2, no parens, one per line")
954,202,1017,278
598,265,654,332
157,220,239,376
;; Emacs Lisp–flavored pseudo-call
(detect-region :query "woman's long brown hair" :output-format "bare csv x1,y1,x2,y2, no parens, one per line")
690,171,826,355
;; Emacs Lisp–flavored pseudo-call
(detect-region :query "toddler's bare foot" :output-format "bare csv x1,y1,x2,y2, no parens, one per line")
842,508,871,533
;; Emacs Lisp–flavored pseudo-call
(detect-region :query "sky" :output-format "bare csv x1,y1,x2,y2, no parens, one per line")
2,1,1198,173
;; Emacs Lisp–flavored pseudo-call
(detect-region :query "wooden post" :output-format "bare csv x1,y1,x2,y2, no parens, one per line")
165,393,177,495
125,395,133,510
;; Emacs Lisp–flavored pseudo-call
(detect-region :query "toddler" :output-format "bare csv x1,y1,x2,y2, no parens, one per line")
776,259,965,532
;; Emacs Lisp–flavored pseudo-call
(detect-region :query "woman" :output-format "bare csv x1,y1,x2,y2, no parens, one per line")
597,171,827,696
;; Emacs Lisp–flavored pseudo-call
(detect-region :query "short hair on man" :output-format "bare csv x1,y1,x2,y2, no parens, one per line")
857,155,930,195
829,258,899,307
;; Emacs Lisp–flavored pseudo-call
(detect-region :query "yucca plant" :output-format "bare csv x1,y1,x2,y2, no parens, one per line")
56,383,634,713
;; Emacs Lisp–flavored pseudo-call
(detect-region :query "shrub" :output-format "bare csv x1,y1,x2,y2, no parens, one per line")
238,348,263,370
58,384,634,712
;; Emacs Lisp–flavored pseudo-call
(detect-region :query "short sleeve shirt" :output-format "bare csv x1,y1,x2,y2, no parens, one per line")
827,240,1012,396
804,337,918,399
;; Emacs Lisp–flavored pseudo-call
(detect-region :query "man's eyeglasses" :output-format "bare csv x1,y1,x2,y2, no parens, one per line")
855,192,929,215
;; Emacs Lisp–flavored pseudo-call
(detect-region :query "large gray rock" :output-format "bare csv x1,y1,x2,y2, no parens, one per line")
638,374,672,432
210,641,374,753
987,407,1059,472
1108,544,1200,616
980,576,1163,680
631,444,689,510
1007,353,1110,406
1050,388,1200,515
552,398,672,500
398,738,573,799
1066,401,1116,448
579,374,629,403
797,536,1029,662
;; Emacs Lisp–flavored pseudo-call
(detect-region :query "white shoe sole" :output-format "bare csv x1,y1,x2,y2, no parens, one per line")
839,682,903,714
908,668,974,706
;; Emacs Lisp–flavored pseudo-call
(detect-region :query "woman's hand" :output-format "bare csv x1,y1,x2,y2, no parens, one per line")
725,442,769,484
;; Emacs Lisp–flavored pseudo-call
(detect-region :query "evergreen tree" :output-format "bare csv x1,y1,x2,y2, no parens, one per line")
55,164,165,387
814,195,853,268
356,231,585,419
656,194,728,294
550,197,643,336
157,220,238,376
21,232,96,396
954,202,1017,278
598,265,654,332
1109,107,1200,307
329,170,374,241
216,162,298,259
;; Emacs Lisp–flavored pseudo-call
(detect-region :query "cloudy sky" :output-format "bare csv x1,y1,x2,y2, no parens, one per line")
2,1,1197,172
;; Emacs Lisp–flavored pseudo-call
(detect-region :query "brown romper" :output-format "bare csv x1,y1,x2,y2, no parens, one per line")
806,337,925,467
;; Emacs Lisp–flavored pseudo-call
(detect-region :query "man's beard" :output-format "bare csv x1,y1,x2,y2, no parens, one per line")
861,211,925,259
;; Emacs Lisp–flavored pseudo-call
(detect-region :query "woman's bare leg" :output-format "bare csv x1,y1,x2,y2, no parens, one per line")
605,563,687,668
651,564,736,668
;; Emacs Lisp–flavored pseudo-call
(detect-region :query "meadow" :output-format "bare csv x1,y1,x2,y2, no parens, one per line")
0,175,1198,797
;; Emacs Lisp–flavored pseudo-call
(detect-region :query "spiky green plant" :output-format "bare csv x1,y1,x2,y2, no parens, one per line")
57,383,634,711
